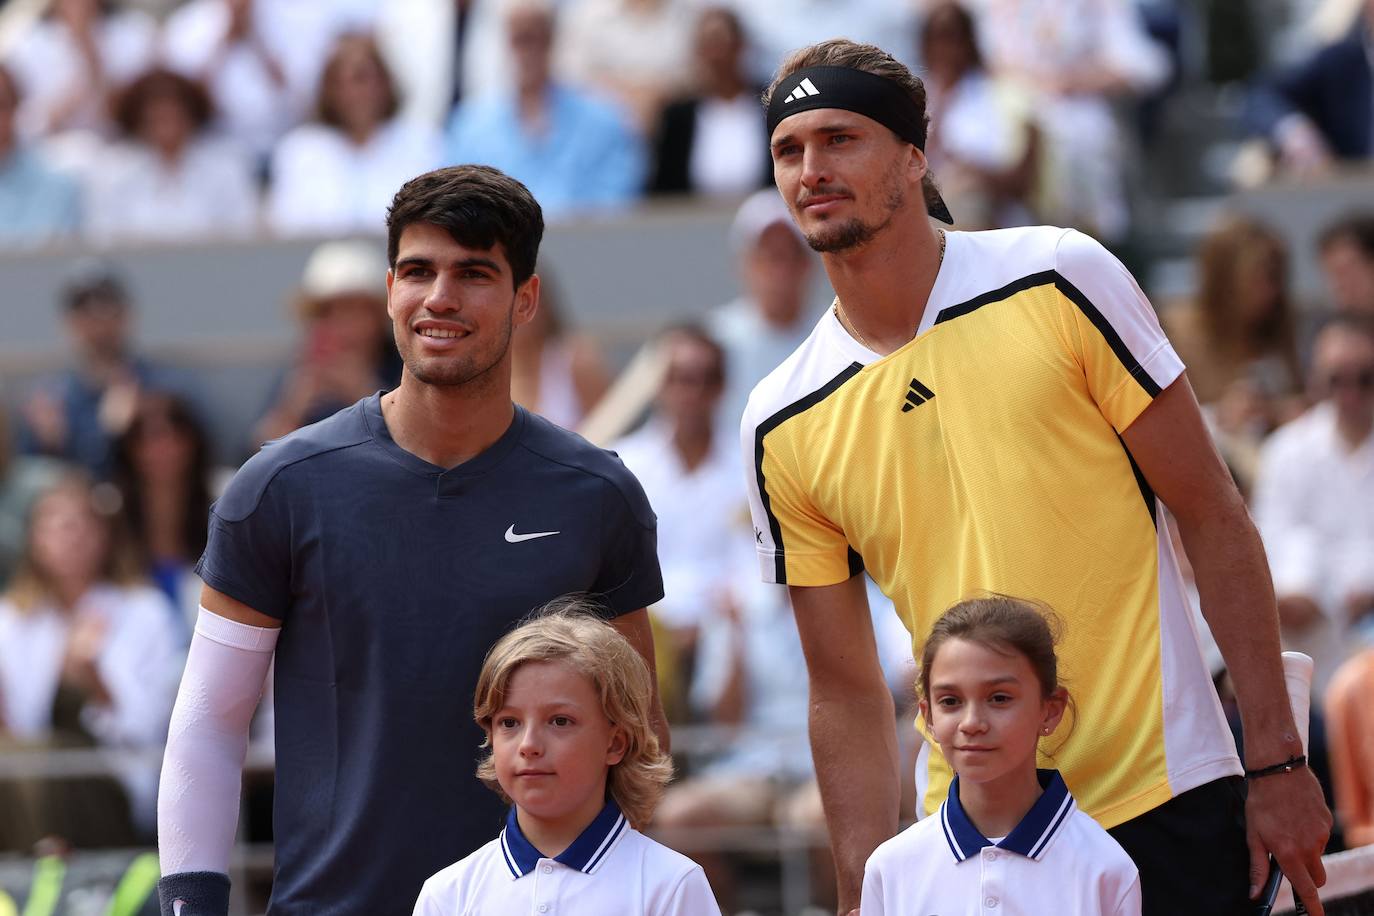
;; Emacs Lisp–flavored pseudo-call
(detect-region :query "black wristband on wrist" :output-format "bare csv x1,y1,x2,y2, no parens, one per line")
1244,754,1307,780
158,871,231,916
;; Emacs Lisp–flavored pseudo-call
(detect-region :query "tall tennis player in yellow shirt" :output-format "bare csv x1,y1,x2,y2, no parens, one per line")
740,39,1330,916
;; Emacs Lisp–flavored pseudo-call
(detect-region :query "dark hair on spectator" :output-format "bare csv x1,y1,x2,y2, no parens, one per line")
111,68,214,139
316,33,400,128
0,63,20,107
1318,212,1374,259
763,39,942,218
921,2,984,72
659,323,727,384
697,5,744,44
386,165,544,288
1318,311,1374,344
111,392,213,568
918,594,1068,706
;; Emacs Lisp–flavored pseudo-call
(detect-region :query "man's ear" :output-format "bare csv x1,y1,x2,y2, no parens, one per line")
513,273,540,328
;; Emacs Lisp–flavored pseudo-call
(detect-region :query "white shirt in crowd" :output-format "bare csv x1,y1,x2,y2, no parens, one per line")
267,117,442,237
0,583,184,831
1253,401,1374,690
4,9,157,139
689,95,766,200
612,419,749,631
413,802,720,916
83,137,258,244
862,771,1141,916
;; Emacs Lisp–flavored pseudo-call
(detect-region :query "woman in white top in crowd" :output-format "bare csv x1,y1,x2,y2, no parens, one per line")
267,32,442,237
0,474,182,842
2,0,156,140
83,68,258,244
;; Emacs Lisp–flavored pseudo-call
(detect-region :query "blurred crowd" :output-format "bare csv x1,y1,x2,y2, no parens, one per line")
2,0,1374,911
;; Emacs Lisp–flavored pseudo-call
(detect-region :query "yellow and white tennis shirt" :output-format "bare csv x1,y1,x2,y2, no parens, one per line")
741,226,1241,828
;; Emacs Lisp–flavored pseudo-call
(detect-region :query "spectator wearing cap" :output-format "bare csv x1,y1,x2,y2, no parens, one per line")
1253,315,1374,693
0,64,80,249
266,32,442,237
648,5,771,199
251,240,400,448
16,265,198,480
445,0,645,220
706,189,822,433
83,68,257,244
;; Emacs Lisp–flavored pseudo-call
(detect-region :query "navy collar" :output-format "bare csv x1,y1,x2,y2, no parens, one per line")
940,769,1076,863
499,800,629,879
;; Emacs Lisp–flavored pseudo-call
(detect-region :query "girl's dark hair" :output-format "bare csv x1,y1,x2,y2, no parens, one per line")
918,594,1064,704
316,33,401,128
111,68,214,138
111,392,213,565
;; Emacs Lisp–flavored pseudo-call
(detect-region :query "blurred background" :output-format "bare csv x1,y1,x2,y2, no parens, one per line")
1,0,1373,913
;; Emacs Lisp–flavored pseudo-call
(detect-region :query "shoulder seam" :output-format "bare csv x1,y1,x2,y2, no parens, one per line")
514,440,652,530
218,437,372,522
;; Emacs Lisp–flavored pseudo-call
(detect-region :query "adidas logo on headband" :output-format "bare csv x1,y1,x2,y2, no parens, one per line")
783,78,821,103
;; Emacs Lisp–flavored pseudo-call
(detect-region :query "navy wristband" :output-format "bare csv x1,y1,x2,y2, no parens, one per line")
158,871,231,916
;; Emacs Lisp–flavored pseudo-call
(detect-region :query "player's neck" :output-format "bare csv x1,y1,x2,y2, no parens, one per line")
823,217,944,356
957,766,1044,840
515,791,610,861
381,372,516,469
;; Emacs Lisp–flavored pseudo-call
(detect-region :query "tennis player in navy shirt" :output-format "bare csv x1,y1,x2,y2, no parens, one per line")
155,165,667,916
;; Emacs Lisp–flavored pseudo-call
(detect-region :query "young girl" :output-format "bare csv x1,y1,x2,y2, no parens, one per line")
862,595,1141,915
412,601,720,915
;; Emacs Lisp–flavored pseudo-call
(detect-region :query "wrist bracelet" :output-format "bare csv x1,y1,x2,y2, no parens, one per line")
1244,754,1307,779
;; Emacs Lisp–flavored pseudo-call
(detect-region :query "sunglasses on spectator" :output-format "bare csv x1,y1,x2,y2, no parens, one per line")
665,368,724,388
1328,367,1374,392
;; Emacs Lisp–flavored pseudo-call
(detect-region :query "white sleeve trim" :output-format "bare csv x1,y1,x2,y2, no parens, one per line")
157,608,278,876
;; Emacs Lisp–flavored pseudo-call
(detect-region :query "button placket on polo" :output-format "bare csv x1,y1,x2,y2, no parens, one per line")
531,858,554,915
979,846,1004,911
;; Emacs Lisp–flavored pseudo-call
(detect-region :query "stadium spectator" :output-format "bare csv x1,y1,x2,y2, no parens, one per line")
509,270,610,431
554,0,695,132
0,474,181,846
612,327,745,703
252,239,401,447
1,0,156,140
0,410,64,591
729,0,919,86
1162,216,1304,483
707,189,819,432
919,2,1039,230
1252,315,1374,693
974,0,1170,240
111,393,217,631
647,5,771,199
1319,212,1374,317
0,64,80,249
16,263,198,480
445,0,646,220
1246,0,1373,177
83,68,258,244
267,33,442,237
1325,648,1374,848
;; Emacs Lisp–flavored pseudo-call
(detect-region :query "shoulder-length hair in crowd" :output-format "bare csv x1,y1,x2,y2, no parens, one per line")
315,32,401,129
473,597,672,828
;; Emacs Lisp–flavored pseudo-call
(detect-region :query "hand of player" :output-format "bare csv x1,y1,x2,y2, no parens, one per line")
1245,767,1331,915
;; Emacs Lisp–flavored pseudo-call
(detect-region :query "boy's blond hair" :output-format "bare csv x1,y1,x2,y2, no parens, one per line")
473,598,672,828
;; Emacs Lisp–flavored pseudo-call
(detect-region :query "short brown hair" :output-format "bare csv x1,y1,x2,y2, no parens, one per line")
472,598,672,828
386,165,544,288
764,39,944,218
111,68,213,139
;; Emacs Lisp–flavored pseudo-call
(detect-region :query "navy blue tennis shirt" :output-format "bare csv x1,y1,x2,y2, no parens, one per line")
195,394,663,915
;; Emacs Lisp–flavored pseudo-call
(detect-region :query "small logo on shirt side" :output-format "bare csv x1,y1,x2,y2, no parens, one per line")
173,902,185,916
784,77,821,103
505,525,561,543
901,377,937,412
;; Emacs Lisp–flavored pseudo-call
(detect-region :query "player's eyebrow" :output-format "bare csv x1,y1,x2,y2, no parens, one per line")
394,255,503,274
771,123,863,152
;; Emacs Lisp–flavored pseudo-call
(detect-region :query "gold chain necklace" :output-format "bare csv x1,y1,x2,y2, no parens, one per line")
835,229,946,352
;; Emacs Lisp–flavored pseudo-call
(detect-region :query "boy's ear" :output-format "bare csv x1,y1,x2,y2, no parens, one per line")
606,726,629,767
917,698,932,736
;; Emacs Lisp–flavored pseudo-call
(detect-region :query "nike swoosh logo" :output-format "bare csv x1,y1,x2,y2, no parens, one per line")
505,525,560,543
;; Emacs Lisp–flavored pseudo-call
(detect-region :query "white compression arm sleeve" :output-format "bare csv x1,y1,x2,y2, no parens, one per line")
158,607,278,876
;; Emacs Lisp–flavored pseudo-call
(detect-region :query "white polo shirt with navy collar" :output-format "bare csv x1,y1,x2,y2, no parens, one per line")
861,770,1141,916
412,801,721,916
